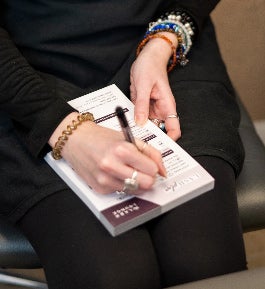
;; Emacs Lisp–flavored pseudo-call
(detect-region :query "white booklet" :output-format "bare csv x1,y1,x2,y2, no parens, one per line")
45,84,214,236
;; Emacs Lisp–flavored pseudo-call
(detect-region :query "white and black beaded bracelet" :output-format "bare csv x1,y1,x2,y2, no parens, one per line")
144,10,196,66
158,10,196,40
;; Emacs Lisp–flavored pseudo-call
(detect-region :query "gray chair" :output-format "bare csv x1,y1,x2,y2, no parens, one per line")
1,98,265,289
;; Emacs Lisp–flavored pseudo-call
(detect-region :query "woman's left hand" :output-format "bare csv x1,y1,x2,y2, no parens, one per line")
130,32,181,141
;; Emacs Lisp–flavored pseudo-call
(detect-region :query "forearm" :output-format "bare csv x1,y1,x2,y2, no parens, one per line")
0,26,76,157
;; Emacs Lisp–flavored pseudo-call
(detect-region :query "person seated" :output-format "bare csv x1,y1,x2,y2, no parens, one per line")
0,1,247,288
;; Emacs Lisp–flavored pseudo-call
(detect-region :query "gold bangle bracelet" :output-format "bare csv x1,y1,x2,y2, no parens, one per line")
52,112,94,160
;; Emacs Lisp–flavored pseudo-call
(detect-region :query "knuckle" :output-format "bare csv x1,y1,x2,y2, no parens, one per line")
141,176,155,190
98,157,112,172
113,143,130,159
96,173,109,187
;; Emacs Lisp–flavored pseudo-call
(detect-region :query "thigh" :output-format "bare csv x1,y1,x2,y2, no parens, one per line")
18,189,161,289
148,156,247,287
168,19,244,177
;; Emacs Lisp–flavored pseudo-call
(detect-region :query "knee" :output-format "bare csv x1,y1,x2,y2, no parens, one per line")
93,269,161,289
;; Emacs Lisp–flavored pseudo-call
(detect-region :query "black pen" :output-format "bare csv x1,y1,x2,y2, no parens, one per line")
115,106,136,145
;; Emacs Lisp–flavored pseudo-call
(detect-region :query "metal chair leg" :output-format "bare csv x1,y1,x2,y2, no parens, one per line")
0,271,47,288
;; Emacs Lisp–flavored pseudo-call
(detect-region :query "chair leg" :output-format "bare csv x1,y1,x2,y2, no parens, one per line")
0,271,47,288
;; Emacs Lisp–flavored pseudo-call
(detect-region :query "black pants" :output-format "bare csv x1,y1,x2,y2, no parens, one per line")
18,156,247,289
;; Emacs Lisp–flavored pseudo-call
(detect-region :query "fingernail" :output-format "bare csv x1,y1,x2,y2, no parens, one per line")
160,170,167,178
159,165,167,178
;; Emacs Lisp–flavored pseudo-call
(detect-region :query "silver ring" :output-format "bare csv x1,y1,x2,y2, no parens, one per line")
123,170,138,191
166,113,179,120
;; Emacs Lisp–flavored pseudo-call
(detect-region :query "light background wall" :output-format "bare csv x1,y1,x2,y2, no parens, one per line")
212,0,265,120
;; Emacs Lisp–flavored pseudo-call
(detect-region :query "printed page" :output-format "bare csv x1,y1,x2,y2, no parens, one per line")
67,84,214,205
45,84,214,235
68,84,198,179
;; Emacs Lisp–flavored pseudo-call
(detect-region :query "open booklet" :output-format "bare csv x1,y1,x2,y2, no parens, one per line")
45,84,214,236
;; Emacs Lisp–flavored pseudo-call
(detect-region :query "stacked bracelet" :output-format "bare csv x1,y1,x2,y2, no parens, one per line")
137,10,196,68
157,10,196,39
137,34,177,72
145,26,189,66
52,112,94,160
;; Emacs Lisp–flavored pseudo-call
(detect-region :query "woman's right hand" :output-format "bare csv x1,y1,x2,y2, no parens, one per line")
48,112,166,194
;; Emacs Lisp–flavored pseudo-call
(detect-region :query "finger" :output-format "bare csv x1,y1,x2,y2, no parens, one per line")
98,160,157,193
119,142,159,177
130,80,137,104
117,167,156,192
147,82,177,123
98,142,159,183
133,84,151,126
164,114,181,141
91,172,124,194
136,140,167,177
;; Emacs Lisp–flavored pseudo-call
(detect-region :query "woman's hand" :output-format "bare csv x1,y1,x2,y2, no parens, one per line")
130,32,181,141
49,112,166,194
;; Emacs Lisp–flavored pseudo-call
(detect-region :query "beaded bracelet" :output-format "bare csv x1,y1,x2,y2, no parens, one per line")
140,10,196,68
146,21,192,55
136,34,177,72
145,28,189,66
153,10,196,40
52,112,94,160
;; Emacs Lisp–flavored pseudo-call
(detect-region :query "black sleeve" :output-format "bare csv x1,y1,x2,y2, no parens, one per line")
0,26,76,157
156,0,220,36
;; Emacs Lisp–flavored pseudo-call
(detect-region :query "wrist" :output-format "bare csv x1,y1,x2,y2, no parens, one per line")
138,11,195,69
137,33,177,72
48,112,79,148
49,112,95,160
144,31,178,60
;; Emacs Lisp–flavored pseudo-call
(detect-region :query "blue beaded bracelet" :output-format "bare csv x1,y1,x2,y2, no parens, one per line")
143,10,196,67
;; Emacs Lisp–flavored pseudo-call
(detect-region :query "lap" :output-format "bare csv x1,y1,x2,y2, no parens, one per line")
18,188,161,289
148,156,246,287
17,156,246,289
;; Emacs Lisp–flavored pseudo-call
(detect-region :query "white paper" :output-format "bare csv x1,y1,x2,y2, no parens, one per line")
45,84,214,235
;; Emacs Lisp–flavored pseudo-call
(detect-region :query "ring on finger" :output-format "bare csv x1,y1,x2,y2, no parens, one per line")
123,170,138,191
150,118,162,126
158,121,165,130
116,170,139,197
150,118,165,130
166,113,179,120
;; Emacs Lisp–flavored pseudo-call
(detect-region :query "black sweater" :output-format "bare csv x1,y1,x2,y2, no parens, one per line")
0,0,219,157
